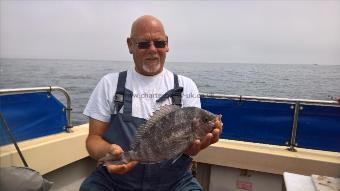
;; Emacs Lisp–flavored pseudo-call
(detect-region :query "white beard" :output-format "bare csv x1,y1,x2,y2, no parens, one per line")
142,60,161,74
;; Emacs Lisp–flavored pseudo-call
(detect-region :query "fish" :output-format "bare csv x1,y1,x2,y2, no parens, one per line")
100,105,220,165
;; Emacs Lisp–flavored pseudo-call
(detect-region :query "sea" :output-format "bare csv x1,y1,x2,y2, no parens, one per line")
1,58,340,125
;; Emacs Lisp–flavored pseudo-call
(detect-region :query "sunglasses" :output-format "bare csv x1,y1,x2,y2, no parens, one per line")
134,40,168,49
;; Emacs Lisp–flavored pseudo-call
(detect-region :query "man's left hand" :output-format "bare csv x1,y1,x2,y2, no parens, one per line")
184,116,223,156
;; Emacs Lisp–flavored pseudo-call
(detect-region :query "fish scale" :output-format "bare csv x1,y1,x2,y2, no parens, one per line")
100,105,218,165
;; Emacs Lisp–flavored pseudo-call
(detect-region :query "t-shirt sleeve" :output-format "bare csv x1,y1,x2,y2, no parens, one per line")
180,76,201,108
83,74,118,122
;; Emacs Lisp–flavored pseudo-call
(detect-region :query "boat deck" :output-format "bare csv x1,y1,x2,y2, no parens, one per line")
194,139,340,176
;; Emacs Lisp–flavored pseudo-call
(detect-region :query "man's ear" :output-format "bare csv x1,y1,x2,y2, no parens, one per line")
165,36,169,52
127,38,133,54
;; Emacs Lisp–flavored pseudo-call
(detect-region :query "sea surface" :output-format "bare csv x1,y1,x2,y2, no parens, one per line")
1,58,340,125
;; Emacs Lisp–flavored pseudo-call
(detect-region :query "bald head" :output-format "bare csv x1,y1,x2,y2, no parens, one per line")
130,15,166,38
127,15,169,76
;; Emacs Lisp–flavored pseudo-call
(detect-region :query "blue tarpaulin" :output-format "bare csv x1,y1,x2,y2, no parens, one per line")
201,97,340,152
0,92,67,146
201,98,293,146
296,104,340,152
1,92,339,152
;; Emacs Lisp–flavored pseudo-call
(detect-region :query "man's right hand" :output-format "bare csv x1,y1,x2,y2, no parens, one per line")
102,144,138,174
86,119,138,174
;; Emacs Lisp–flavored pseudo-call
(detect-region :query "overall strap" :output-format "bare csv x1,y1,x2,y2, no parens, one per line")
113,71,127,114
174,73,179,88
156,73,183,106
172,73,183,106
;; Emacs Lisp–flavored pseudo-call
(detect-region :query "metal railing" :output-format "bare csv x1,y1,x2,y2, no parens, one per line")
0,86,73,132
200,93,338,105
200,93,339,151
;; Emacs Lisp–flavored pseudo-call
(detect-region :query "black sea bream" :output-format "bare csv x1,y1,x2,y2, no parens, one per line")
100,105,219,165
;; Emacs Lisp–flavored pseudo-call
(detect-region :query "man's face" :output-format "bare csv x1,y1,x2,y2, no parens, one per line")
128,20,169,76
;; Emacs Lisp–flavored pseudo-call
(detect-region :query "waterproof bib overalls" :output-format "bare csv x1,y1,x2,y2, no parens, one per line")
80,71,203,191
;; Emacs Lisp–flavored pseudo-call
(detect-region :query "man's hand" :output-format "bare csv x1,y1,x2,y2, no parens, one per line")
100,144,138,174
184,116,223,156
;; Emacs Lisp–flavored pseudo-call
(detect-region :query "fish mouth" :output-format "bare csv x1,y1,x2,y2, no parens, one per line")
217,114,222,120
208,113,219,121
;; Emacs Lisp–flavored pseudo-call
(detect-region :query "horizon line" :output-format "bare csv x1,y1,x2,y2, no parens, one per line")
0,57,339,66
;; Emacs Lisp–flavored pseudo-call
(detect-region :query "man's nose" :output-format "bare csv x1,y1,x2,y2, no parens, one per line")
148,42,157,52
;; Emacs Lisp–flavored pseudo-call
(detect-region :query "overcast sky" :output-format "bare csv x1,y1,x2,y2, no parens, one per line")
1,0,339,65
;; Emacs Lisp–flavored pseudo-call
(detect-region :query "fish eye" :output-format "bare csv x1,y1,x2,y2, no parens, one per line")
203,117,209,123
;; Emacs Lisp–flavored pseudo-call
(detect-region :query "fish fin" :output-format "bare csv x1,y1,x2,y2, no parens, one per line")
131,105,181,149
165,136,193,159
130,123,147,150
148,105,180,124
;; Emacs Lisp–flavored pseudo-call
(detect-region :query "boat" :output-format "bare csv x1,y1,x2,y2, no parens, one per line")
1,86,339,191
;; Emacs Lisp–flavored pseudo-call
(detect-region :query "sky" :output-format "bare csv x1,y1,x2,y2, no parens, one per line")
0,0,339,65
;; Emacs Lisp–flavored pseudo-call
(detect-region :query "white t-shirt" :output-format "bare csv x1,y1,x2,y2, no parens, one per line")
83,67,201,122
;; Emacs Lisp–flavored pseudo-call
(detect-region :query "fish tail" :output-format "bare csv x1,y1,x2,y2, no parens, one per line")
102,160,125,166
100,151,135,166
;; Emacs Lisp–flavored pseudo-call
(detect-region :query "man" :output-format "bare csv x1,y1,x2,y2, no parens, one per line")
80,15,222,191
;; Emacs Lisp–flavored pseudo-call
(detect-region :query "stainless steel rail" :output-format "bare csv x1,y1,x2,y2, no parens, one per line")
0,86,73,132
200,93,339,105
288,101,300,152
200,93,339,151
